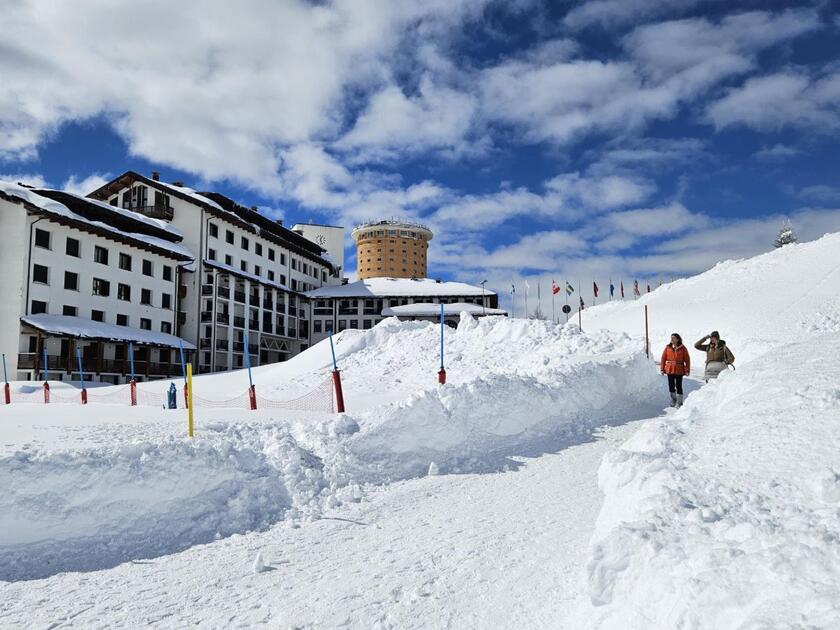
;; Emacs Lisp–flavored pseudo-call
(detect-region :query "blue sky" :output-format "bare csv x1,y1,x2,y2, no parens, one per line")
2,0,839,310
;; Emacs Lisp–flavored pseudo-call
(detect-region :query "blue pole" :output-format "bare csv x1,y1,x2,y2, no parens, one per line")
178,341,187,384
1,353,7,384
328,331,338,371
244,332,253,387
129,342,136,381
76,347,84,386
42,344,48,382
440,303,445,370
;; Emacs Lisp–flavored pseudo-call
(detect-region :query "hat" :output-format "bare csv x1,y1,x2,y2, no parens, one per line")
710,330,720,338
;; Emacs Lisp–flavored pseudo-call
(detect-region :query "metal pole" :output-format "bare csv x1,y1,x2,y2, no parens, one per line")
438,303,446,384
645,305,650,359
42,344,48,382
244,332,253,387
76,347,87,404
328,331,338,371
481,280,487,316
328,331,345,412
2,353,9,405
1,353,7,384
178,341,187,384
129,342,136,382
186,363,194,437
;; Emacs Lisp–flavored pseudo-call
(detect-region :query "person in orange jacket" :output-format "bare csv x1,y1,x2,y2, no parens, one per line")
661,333,690,408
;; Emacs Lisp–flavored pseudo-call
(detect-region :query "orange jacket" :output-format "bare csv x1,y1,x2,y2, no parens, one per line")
661,344,691,376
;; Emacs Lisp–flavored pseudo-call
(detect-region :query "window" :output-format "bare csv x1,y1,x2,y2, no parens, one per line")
254,265,261,276
226,230,234,244
63,305,77,317
225,254,233,266
350,320,359,329
33,264,48,284
161,293,172,309
140,318,152,330
119,253,132,271
94,246,109,265
268,248,275,261
63,269,79,291
116,314,128,326
280,274,287,285
117,283,131,301
241,236,249,251
163,265,173,281
31,300,47,314
314,320,322,333
209,223,218,238
91,309,104,322
338,319,347,332
65,237,80,257
280,253,286,265
161,321,172,334
142,259,153,276
208,248,217,261
240,260,247,272
92,278,110,296
255,243,262,256
325,320,334,333
268,270,274,281
34,228,50,249
291,258,297,270
141,289,152,305
363,319,373,330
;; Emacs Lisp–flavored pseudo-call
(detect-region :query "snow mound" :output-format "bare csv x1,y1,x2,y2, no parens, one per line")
584,334,840,628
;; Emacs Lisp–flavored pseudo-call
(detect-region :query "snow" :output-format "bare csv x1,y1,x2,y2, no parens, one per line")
0,181,193,260
381,302,508,317
4,232,840,627
306,276,496,298
21,313,196,349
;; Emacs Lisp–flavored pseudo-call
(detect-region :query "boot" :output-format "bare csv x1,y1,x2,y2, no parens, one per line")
675,394,684,408
669,392,677,408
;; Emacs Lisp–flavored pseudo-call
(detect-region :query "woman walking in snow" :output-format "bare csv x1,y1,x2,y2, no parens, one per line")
694,331,735,382
661,333,690,408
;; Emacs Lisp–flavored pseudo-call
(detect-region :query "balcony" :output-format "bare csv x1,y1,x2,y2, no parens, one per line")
199,339,211,349
248,344,259,354
338,308,357,316
249,294,260,307
215,339,228,351
232,341,245,352
217,287,230,299
233,291,246,303
123,204,174,221
200,312,212,323
262,322,273,334
201,285,213,296
216,312,229,324
248,319,259,330
314,308,332,316
233,316,245,328
263,298,273,309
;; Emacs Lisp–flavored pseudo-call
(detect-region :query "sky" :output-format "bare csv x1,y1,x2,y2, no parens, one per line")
1,0,839,314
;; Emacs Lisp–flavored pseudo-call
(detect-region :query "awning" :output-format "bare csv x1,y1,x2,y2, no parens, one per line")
21,314,196,350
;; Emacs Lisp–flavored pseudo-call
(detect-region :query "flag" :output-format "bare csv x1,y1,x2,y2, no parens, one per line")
579,296,585,310
525,279,530,293
593,282,599,298
620,281,625,298
566,282,574,295
609,282,615,298
633,280,641,297
510,284,515,295
647,283,651,293
551,279,560,295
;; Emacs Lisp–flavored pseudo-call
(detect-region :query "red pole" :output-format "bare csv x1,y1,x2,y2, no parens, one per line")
43,381,50,404
3,383,9,405
183,383,189,409
332,369,345,413
248,384,257,410
130,379,137,406
644,305,650,359
438,368,446,385
81,388,88,405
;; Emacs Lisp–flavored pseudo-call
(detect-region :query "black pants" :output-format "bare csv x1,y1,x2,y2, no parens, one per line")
667,374,684,395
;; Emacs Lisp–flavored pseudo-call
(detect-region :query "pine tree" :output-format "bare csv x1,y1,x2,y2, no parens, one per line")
774,219,797,248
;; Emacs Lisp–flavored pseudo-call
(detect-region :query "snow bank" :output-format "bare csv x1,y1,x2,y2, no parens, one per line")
584,335,840,628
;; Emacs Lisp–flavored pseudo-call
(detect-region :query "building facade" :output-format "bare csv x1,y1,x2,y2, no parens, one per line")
89,172,340,373
0,182,196,383
351,220,433,280
306,277,499,345
292,223,345,278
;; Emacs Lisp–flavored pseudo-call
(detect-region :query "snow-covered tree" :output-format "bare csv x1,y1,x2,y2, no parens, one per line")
774,219,798,248
530,304,547,320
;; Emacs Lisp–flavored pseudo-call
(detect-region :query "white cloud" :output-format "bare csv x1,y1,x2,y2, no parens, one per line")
753,144,802,160
797,185,840,203
0,172,47,187
62,174,111,196
563,0,709,30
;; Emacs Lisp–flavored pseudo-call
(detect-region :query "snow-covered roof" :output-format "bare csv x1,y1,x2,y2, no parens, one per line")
306,277,496,298
156,181,226,212
0,182,193,260
382,302,508,317
21,314,196,349
204,259,293,293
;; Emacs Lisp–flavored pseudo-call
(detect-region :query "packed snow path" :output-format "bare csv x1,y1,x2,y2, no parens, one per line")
0,422,641,629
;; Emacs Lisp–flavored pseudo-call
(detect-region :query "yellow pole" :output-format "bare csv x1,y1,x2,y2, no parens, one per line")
186,363,194,438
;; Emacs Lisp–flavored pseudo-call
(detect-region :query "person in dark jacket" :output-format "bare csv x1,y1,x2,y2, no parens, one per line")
661,333,690,408
694,331,735,382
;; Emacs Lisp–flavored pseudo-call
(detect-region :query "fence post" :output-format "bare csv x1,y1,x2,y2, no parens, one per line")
2,353,10,405
129,343,137,406
438,303,446,385
76,348,87,404
644,305,650,359
245,332,257,410
186,363,194,437
328,332,345,413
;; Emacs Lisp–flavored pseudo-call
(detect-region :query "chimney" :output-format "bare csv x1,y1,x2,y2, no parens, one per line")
172,181,184,187
251,205,259,213
275,218,283,226
152,171,160,181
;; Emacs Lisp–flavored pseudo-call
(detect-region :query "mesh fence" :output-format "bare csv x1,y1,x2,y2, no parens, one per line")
256,377,335,413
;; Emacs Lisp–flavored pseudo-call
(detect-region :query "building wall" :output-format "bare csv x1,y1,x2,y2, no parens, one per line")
352,223,432,280
0,199,27,377
292,224,345,279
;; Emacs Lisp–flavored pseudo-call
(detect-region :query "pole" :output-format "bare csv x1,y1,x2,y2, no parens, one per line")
179,341,188,407
552,292,555,324
186,363,194,437
328,332,345,413
129,342,137,406
578,305,582,332
2,353,9,405
245,332,256,410
42,343,50,403
645,305,650,359
438,303,446,384
481,280,486,316
76,348,87,404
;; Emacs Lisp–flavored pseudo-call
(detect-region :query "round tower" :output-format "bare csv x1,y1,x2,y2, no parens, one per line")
351,220,433,279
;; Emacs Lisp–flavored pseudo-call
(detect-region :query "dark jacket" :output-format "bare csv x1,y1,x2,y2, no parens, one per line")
695,338,735,365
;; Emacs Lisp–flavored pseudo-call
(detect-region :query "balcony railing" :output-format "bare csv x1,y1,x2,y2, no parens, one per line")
233,316,245,328
232,341,245,352
215,339,229,351
123,204,174,221
248,320,259,330
199,339,211,349
200,312,212,323
216,312,229,324
263,298,273,309
234,291,246,303
249,295,260,306
201,285,213,296
217,287,230,299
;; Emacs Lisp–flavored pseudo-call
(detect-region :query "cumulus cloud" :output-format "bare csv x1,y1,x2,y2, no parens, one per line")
0,172,47,187
62,174,111,196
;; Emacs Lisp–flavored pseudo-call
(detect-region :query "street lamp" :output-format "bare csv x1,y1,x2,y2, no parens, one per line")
480,279,487,315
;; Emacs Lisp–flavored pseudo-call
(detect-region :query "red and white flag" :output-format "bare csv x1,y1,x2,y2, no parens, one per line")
551,279,560,295
633,280,641,297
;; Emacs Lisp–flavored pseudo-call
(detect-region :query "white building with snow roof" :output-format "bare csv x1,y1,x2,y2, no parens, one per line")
305,277,498,344
0,181,196,383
